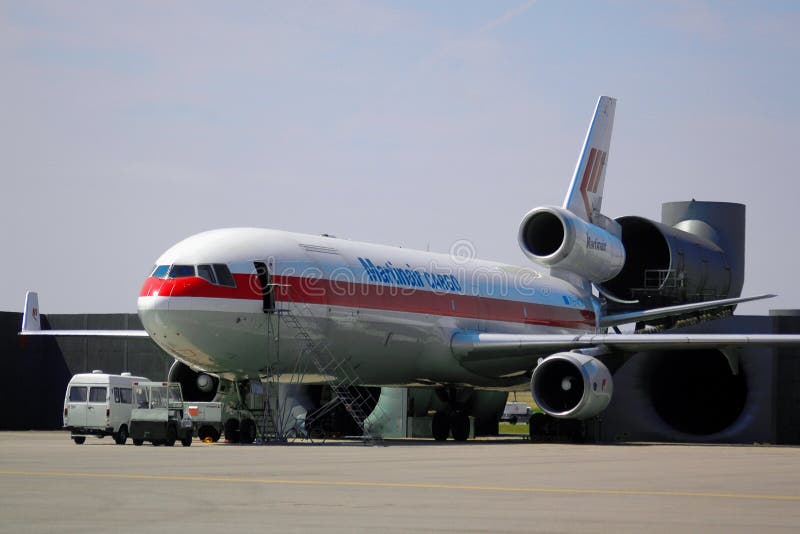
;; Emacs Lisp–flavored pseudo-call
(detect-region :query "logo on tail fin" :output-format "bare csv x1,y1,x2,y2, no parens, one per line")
579,147,606,223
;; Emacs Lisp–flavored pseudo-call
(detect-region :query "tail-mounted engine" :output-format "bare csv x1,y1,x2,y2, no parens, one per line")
530,353,613,419
518,207,625,283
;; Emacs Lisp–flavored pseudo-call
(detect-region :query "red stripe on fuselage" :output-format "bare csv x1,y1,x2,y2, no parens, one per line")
140,274,595,328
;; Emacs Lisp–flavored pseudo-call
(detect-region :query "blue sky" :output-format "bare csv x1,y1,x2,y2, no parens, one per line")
1,1,799,313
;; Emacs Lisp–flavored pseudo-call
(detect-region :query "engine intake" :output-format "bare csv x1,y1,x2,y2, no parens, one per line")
168,360,219,403
518,207,625,283
531,353,613,419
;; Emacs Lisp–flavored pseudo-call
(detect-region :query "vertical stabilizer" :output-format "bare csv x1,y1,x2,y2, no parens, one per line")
563,96,616,223
21,291,41,332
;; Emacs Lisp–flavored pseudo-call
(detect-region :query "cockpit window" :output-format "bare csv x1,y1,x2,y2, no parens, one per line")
213,264,236,287
168,265,195,278
197,264,217,284
151,265,169,278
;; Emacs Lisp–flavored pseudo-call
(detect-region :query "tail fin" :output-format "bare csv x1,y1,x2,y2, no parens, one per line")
22,291,41,332
562,96,616,223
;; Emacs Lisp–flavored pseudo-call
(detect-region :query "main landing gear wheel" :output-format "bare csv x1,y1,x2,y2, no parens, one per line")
450,412,470,442
432,411,450,441
72,436,86,445
224,418,240,443
240,418,257,444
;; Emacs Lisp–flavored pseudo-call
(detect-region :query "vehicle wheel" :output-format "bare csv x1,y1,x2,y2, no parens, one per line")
198,425,220,443
114,425,128,445
165,425,177,447
224,418,240,443
509,416,518,426
431,411,449,441
152,440,163,446
240,418,257,444
72,436,86,445
181,436,192,447
133,439,144,446
450,412,470,442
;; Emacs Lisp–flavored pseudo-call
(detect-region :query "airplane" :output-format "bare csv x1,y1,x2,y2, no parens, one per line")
21,96,800,442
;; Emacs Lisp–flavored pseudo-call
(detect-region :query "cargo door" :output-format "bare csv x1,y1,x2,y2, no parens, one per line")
86,386,108,429
254,261,275,312
66,385,88,428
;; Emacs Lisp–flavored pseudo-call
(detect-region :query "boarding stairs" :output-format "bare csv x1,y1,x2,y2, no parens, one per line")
275,305,384,445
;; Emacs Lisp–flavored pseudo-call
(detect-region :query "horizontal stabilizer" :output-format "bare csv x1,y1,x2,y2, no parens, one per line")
19,291,148,338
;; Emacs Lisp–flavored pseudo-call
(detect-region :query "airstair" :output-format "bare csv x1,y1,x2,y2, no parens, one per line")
255,273,384,445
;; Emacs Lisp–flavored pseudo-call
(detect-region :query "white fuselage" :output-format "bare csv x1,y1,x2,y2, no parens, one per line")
137,228,597,387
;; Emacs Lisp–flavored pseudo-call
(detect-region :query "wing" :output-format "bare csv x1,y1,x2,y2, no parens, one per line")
19,291,149,338
451,331,800,362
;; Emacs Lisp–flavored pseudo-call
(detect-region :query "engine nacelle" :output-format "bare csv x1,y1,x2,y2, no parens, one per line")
600,202,744,308
531,353,613,419
518,206,625,283
168,360,219,403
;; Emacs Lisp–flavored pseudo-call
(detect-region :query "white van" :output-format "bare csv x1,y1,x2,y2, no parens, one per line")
63,371,150,445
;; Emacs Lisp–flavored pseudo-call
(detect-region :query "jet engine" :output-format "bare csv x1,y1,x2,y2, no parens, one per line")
530,353,613,419
168,360,219,402
600,202,745,310
518,207,625,283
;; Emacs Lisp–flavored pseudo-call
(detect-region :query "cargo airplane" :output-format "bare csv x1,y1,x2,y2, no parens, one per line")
22,96,800,441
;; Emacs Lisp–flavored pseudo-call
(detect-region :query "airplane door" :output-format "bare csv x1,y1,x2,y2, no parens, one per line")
254,261,275,312
85,386,107,428
66,385,88,428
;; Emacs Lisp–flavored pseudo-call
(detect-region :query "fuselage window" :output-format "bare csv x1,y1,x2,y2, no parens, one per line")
168,265,196,278
213,264,236,287
197,264,217,284
151,265,169,278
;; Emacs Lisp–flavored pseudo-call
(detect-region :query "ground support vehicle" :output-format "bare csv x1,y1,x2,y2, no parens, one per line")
186,402,223,442
63,371,149,445
129,382,193,446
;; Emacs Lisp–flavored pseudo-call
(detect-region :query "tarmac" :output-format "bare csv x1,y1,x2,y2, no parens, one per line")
1,432,799,533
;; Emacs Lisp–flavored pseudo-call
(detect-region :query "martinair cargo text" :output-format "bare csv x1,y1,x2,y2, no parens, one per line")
22,97,800,441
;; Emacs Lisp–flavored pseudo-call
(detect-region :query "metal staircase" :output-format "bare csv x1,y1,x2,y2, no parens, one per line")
275,305,384,445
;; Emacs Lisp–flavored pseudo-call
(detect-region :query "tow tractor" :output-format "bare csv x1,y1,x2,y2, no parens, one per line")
130,381,193,447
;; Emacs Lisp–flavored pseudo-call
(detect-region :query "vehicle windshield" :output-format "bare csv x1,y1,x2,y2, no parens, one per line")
168,384,183,407
149,386,168,409
133,386,149,408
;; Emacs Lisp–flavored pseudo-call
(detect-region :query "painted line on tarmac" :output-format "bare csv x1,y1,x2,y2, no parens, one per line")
1,469,798,502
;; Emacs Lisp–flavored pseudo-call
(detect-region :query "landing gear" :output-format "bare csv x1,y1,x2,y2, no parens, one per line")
224,418,240,442
431,411,471,441
432,412,450,441
240,418,257,444
450,412,470,442
72,436,86,445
